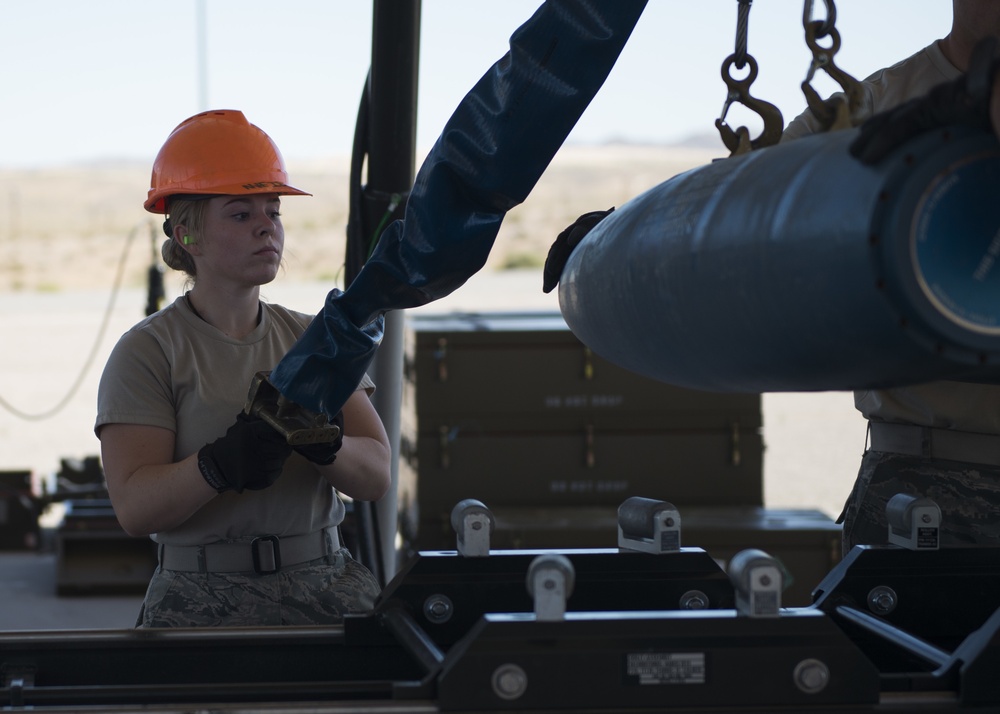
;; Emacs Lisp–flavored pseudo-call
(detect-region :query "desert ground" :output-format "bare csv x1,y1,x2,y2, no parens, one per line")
0,143,866,521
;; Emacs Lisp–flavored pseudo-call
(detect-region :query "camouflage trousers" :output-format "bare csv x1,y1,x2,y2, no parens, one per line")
839,449,1000,555
136,547,381,628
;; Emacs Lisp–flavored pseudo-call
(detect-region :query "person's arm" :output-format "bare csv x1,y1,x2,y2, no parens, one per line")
311,390,391,502
100,423,215,537
101,413,294,537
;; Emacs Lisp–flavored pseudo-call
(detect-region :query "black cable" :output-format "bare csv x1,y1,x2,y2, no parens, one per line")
734,0,752,70
145,222,165,317
0,221,143,421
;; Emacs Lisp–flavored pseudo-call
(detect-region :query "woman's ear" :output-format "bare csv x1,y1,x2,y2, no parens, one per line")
172,224,199,254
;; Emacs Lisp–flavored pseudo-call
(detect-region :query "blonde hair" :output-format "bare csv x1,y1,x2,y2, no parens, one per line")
160,197,210,279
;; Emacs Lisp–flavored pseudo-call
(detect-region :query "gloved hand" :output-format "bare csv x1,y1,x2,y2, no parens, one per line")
542,207,614,293
850,36,1000,164
197,412,293,493
292,410,345,465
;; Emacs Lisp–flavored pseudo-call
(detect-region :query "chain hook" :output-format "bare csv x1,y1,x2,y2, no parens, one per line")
800,0,863,132
802,0,836,38
715,0,783,156
716,54,784,156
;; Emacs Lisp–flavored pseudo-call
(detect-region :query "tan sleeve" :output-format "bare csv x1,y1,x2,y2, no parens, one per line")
95,328,175,437
357,372,376,396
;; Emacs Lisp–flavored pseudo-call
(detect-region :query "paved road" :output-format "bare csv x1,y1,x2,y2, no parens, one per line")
0,550,143,630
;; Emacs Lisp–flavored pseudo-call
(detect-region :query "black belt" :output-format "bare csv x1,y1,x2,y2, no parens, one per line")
158,528,339,574
869,422,1000,467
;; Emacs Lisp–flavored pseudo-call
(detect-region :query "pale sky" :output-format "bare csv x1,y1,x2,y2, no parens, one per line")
2,1,952,169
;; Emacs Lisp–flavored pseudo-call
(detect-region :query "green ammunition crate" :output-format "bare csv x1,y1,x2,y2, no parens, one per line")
400,311,765,549
55,500,157,595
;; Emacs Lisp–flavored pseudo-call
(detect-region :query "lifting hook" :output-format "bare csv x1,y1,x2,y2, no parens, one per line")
715,53,785,156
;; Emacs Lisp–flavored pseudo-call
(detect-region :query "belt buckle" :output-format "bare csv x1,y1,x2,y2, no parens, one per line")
251,535,281,574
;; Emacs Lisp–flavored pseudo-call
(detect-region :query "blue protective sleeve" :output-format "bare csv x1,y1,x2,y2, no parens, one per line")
270,0,648,416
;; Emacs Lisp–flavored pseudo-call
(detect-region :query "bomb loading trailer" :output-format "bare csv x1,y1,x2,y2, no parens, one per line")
3,500,1000,712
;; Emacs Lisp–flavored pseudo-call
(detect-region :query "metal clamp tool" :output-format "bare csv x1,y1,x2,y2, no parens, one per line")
243,371,341,446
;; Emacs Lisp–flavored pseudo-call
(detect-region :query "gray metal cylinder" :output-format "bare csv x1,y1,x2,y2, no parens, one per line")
559,126,1000,392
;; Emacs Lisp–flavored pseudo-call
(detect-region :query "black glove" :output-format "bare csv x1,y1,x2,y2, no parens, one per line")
542,207,615,293
850,36,1000,165
197,412,292,493
292,410,345,465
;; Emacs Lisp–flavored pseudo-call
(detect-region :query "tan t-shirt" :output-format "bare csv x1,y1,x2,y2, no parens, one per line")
96,295,375,545
783,40,1000,434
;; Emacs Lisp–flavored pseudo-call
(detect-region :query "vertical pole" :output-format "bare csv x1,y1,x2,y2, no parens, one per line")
360,0,421,584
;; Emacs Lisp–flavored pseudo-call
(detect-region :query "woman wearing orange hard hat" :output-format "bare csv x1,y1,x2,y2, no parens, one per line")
95,110,390,627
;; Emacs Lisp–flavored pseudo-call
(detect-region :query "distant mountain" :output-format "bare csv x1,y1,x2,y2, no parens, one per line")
670,132,727,150
564,133,727,152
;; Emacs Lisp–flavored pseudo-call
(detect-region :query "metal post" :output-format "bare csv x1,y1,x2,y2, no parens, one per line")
351,0,420,584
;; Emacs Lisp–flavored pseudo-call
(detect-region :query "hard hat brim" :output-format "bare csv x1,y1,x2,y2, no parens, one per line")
145,183,311,214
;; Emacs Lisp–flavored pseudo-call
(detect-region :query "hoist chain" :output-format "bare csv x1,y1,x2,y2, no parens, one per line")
802,0,836,39
716,0,784,156
800,0,863,132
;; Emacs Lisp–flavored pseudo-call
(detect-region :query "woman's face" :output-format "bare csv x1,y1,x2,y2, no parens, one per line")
195,193,285,288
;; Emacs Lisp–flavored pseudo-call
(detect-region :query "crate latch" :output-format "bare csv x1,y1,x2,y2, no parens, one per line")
730,421,742,466
585,425,596,468
434,337,449,382
439,425,451,469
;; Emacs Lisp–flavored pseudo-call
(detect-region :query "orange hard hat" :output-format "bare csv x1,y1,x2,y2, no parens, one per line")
144,109,310,214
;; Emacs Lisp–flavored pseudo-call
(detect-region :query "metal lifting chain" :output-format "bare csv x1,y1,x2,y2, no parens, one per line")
716,0,784,156
800,0,864,132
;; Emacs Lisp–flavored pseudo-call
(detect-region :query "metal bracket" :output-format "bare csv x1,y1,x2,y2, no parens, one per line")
451,498,494,557
886,493,941,550
617,496,682,554
3,667,35,708
526,553,576,621
729,548,783,617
